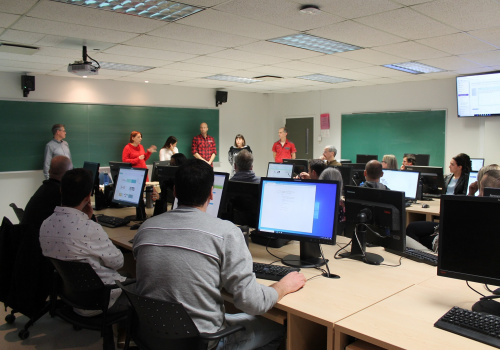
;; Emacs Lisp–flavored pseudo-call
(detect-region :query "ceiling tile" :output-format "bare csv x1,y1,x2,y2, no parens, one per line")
208,49,290,65
413,0,500,31
372,41,449,60
235,41,323,60
461,50,500,66
0,12,20,27
356,7,458,40
304,0,403,19
419,56,482,71
162,62,230,74
468,27,500,48
123,35,224,55
1,0,38,14
335,49,405,65
302,55,372,70
308,20,405,48
177,9,295,40
104,45,197,62
182,55,262,70
0,29,45,45
417,32,498,55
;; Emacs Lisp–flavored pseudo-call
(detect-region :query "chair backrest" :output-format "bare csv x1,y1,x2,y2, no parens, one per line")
9,203,24,222
117,281,202,350
49,258,109,311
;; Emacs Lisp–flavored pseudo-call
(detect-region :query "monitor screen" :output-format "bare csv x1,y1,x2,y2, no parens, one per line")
83,161,100,195
333,166,353,192
341,163,366,186
379,169,420,200
257,178,340,268
404,153,430,167
173,172,229,219
267,162,294,179
112,167,148,208
356,154,377,164
223,180,261,227
343,186,406,265
467,171,479,196
457,71,500,117
404,165,445,197
470,158,484,172
282,159,309,176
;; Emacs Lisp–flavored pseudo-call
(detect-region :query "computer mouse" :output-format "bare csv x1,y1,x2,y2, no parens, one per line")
422,204,430,208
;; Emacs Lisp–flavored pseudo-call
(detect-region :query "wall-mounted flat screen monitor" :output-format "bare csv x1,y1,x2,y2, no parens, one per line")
379,169,420,201
470,158,484,172
457,71,500,117
267,162,294,179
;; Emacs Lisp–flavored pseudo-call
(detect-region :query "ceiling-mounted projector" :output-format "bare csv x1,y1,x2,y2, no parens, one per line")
68,46,100,76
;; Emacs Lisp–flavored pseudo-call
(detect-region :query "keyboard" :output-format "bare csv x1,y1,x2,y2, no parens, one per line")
434,306,500,348
252,262,300,281
385,247,437,266
97,215,130,228
423,193,441,199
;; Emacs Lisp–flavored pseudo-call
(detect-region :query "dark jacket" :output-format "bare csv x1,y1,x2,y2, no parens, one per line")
444,173,469,195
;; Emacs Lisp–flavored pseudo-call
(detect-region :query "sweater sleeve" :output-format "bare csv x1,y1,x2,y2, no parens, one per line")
122,144,139,165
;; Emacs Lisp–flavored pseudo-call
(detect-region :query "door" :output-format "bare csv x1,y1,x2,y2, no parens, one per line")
285,117,314,160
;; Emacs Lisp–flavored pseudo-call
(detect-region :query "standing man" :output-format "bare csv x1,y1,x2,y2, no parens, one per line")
272,127,296,163
192,122,217,166
44,124,72,179
323,145,342,167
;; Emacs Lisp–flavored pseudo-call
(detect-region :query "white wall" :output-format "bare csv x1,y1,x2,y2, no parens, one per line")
2,72,499,222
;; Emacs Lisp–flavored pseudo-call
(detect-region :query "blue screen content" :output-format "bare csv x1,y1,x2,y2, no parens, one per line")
258,179,338,241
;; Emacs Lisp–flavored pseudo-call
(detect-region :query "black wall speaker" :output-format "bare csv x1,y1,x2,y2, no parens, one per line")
22,75,35,97
216,91,228,107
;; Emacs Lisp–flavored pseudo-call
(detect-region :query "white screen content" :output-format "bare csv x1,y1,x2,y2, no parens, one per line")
471,158,484,172
467,171,478,196
113,168,146,205
267,163,294,178
380,170,420,200
457,72,500,117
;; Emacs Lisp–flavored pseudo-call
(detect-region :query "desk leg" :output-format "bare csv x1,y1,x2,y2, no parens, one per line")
287,313,330,350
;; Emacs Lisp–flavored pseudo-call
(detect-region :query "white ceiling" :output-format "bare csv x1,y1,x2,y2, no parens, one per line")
1,0,500,93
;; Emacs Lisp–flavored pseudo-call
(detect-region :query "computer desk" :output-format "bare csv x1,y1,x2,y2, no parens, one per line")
405,198,440,224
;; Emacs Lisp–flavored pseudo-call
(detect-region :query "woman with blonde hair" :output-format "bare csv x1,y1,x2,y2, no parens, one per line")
381,154,398,170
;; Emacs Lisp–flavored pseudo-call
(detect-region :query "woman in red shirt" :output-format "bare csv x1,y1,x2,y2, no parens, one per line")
122,131,157,179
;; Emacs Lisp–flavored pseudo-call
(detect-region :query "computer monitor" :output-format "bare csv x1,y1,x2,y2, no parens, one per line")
471,158,485,172
223,181,261,227
333,166,353,192
467,171,479,196
172,172,229,219
341,163,366,186
437,195,500,316
405,153,430,166
109,161,132,185
404,165,445,198
356,154,378,164
83,161,100,196
342,186,406,265
151,160,170,182
266,162,294,179
379,169,420,201
152,165,180,216
112,167,148,221
282,159,309,176
257,178,340,269
484,187,500,197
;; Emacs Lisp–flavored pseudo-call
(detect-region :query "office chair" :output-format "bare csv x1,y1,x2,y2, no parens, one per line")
9,203,24,222
116,281,245,350
49,258,133,350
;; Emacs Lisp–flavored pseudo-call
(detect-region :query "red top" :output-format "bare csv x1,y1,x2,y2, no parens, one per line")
122,143,151,169
192,134,217,163
272,139,297,163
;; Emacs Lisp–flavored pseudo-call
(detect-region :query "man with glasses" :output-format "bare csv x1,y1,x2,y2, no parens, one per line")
43,124,72,179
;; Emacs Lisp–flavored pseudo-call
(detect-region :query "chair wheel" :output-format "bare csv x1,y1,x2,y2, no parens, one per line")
5,314,15,324
18,329,29,339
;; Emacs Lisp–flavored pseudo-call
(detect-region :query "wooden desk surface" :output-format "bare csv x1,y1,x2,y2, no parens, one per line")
406,198,440,224
335,276,496,350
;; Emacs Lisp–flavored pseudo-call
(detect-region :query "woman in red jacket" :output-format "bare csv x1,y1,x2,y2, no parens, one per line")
122,131,157,179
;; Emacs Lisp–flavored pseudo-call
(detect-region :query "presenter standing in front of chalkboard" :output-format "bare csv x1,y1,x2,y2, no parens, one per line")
192,122,217,167
122,131,157,180
43,124,72,179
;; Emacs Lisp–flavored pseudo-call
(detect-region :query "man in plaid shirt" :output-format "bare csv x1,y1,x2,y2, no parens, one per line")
192,122,217,167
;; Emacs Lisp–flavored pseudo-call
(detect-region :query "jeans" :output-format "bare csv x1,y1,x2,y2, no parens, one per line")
215,313,284,350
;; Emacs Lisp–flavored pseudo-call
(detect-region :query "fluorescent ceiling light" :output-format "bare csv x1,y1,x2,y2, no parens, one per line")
51,0,204,22
384,62,444,74
297,74,353,84
204,75,263,84
100,62,153,72
268,34,362,54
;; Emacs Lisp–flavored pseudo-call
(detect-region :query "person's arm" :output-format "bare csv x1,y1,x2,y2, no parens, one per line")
159,148,166,161
270,272,306,302
291,152,296,159
208,153,216,165
468,181,478,196
144,145,156,161
291,142,297,159
273,152,277,160
43,143,52,179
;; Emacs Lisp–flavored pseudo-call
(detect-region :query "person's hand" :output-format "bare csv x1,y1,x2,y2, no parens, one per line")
152,187,160,201
400,165,405,170
468,181,478,196
271,271,306,300
319,155,326,161
169,144,176,152
139,154,145,160
82,200,93,219
299,172,310,179
148,145,157,153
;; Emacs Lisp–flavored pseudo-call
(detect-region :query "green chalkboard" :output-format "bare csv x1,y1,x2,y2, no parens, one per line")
341,111,446,167
0,100,219,172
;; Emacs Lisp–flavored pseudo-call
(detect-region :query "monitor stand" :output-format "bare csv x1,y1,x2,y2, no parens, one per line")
124,199,147,222
282,242,328,268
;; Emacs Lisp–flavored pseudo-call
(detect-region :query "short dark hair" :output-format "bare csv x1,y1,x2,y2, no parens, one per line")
174,159,214,207
454,153,472,174
365,160,383,180
61,168,93,207
51,124,64,135
406,154,416,165
309,159,326,177
170,153,187,166
235,150,253,171
234,134,246,147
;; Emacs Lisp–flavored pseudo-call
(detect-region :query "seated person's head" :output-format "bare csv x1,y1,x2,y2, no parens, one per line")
479,169,500,196
174,159,214,207
323,145,337,161
308,159,326,180
319,167,343,189
234,150,253,172
49,155,72,181
170,153,187,166
382,154,397,169
404,154,416,166
454,153,472,174
365,160,383,182
61,168,93,207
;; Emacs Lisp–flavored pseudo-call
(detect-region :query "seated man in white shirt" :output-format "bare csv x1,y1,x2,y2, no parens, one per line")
39,168,128,316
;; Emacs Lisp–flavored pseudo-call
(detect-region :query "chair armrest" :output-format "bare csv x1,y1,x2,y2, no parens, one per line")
200,325,245,341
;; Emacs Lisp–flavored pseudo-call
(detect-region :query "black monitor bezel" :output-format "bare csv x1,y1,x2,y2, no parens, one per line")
109,161,133,184
266,162,294,178
282,158,309,176
356,154,378,164
404,165,445,196
151,160,170,182
111,167,148,208
224,180,261,227
484,187,500,197
83,161,100,196
470,157,485,172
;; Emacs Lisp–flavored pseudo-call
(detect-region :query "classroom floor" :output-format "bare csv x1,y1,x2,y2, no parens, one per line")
0,306,103,350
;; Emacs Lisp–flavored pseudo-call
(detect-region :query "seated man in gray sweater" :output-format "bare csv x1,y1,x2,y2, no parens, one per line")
133,159,306,350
